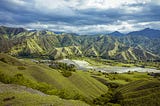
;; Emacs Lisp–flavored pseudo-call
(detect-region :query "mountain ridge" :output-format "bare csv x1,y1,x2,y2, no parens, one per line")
0,26,160,61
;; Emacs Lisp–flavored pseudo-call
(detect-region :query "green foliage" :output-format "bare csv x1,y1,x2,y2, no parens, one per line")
0,58,7,63
93,90,113,105
0,72,56,95
1,26,160,61
0,91,89,106
49,62,76,77
116,80,160,106
93,90,122,106
61,71,72,77
0,72,12,84
36,82,53,93
17,66,26,70
50,62,76,71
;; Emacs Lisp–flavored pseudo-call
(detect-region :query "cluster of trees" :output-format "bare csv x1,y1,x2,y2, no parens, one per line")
49,62,76,77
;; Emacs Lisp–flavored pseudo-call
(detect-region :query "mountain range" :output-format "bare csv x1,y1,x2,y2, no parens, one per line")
0,26,160,61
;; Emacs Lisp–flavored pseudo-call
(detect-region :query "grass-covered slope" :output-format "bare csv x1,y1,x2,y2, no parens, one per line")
116,80,160,106
0,53,108,105
1,26,160,61
0,83,89,106
87,70,160,106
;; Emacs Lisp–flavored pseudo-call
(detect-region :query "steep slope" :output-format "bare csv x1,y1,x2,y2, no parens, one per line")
0,83,89,106
0,26,160,61
0,26,27,39
116,80,160,106
0,53,108,103
49,46,82,59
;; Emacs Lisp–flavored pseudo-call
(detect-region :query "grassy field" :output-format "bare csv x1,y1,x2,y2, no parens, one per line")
0,53,108,105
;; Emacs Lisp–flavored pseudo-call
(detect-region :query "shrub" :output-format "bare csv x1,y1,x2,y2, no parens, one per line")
49,62,76,72
93,90,113,105
0,58,7,63
61,71,72,77
0,72,12,83
17,66,26,70
58,89,71,99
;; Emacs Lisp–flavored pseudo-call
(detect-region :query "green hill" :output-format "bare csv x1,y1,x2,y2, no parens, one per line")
0,83,89,106
116,80,160,106
0,53,108,105
1,26,160,61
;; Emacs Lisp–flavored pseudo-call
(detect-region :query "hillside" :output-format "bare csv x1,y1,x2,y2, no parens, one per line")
0,53,108,105
0,26,160,61
117,80,160,106
0,52,160,105
0,83,89,106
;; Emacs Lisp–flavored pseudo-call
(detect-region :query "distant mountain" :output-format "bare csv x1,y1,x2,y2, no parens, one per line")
0,26,160,61
0,26,27,37
109,31,124,36
53,31,65,34
127,28,160,38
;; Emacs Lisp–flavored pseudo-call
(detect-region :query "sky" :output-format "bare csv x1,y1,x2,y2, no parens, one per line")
0,0,160,34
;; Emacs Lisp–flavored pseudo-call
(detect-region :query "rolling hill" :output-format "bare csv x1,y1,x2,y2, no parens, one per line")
117,80,160,106
0,53,108,105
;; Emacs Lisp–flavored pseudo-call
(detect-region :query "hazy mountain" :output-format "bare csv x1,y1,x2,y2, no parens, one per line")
127,28,160,38
109,31,124,36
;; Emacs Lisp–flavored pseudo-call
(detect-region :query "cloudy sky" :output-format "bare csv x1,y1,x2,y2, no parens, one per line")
0,0,160,34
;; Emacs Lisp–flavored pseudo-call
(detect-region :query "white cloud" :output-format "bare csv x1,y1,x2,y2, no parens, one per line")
10,0,27,6
30,0,152,11
1,0,160,34
8,0,154,11
16,20,159,34
29,0,153,16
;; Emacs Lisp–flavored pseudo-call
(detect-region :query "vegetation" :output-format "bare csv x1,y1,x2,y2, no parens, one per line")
0,83,89,106
0,53,109,105
1,26,160,105
1,26,160,61
49,62,76,77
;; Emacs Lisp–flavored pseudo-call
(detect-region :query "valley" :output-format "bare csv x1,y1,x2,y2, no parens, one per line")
0,26,160,106
1,0,160,105
57,58,160,73
0,53,160,106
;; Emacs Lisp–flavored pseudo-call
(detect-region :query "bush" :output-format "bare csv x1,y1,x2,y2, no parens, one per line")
49,62,76,72
0,72,12,83
0,58,7,63
93,90,113,105
58,89,71,99
61,71,72,77
17,66,26,70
